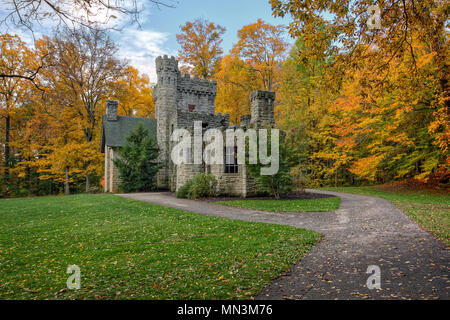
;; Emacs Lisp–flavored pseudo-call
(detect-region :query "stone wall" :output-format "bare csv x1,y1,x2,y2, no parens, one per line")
177,74,217,115
176,109,229,131
174,163,263,198
250,90,275,128
210,164,245,196
104,146,120,193
155,55,178,189
155,55,276,197
104,147,110,192
240,115,251,129
175,164,203,190
241,165,261,197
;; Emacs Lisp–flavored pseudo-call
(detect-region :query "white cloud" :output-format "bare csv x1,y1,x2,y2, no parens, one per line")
115,28,174,82
0,0,173,82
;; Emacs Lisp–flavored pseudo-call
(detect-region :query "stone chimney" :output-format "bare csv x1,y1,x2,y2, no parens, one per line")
250,90,275,128
106,100,118,121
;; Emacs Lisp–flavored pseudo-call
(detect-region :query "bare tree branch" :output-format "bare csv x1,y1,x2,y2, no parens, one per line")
1,0,178,33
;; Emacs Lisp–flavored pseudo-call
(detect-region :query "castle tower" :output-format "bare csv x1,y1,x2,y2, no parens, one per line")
249,90,275,128
155,55,179,189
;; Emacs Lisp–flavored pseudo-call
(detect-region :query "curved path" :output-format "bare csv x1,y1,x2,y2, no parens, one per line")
119,190,449,300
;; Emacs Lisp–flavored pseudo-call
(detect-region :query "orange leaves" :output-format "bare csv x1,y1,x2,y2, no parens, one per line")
349,155,384,182
215,54,258,124
232,19,287,91
417,52,437,68
276,23,448,185
112,66,155,118
176,18,226,79
35,140,103,183
0,33,36,113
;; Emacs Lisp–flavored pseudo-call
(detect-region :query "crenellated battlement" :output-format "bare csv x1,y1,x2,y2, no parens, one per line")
155,55,217,99
155,55,179,73
177,73,217,96
250,90,275,102
180,72,217,85
250,90,275,128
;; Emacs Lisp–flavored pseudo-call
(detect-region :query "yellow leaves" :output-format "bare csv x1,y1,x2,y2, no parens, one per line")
414,158,440,182
349,155,384,182
112,66,155,117
176,18,226,79
428,101,450,154
33,139,103,182
0,33,36,112
232,19,287,90
417,52,437,68
215,54,258,123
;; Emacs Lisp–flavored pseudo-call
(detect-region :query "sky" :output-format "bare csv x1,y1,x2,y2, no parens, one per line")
1,0,293,83
111,0,293,82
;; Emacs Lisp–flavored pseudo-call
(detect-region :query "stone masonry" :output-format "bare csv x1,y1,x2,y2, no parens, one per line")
155,55,277,197
101,56,277,196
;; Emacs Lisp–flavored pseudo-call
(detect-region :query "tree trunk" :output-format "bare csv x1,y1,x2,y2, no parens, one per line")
268,70,273,91
62,135,70,195
84,129,93,193
65,166,70,195
27,160,31,194
85,173,91,193
4,114,10,175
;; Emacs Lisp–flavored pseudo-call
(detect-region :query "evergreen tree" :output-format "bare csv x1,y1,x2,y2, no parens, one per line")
113,124,163,192
247,130,294,199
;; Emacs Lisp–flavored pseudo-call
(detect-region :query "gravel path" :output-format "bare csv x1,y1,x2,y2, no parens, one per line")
119,190,449,300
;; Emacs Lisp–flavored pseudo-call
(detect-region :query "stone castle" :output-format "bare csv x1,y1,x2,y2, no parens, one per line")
101,55,276,197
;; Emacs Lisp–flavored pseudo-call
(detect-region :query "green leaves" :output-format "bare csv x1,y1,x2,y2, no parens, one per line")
176,173,218,199
246,130,294,199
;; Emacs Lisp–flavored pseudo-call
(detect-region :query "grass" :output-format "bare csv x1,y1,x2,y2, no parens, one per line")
322,186,450,246
214,197,341,212
0,194,321,300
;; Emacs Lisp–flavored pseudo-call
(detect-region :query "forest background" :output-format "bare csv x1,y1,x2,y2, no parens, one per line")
0,0,448,197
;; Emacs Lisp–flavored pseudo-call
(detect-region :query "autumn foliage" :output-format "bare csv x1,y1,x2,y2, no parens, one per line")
1,3,448,197
0,28,155,197
176,18,226,79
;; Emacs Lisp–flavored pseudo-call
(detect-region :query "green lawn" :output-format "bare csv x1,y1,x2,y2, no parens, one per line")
322,186,450,246
0,194,321,300
214,197,341,212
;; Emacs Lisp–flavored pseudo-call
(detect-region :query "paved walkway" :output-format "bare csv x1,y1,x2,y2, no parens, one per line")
119,190,449,300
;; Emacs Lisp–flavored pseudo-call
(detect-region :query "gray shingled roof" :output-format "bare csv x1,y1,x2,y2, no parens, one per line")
100,115,157,153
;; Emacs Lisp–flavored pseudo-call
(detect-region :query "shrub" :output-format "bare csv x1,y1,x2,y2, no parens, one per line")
246,129,294,199
190,173,218,198
176,173,217,199
176,179,194,198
